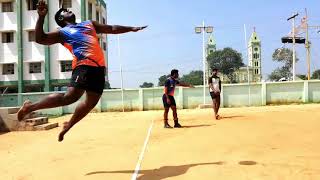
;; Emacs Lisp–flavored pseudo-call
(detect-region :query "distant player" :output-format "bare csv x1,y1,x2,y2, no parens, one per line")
163,69,193,128
17,0,147,141
209,68,221,120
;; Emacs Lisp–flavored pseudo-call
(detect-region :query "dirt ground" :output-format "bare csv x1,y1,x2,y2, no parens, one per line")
1,104,320,180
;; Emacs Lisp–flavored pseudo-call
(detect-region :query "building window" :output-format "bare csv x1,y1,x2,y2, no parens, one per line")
2,2,13,12
27,0,38,10
2,32,14,43
60,0,72,8
96,11,100,22
29,62,41,73
254,47,258,52
210,50,214,54
88,3,93,19
2,64,14,75
28,31,35,42
60,61,72,72
103,42,106,51
102,17,106,24
257,54,260,59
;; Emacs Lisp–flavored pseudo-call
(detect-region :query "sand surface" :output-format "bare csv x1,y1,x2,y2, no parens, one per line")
1,104,320,180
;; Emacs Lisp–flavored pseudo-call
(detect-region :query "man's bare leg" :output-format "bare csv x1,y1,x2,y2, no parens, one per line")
171,106,181,128
58,91,101,142
17,87,85,120
164,107,171,128
213,98,219,120
216,96,221,119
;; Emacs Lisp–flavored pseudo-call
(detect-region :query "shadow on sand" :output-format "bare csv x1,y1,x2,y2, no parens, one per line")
182,124,213,128
86,162,225,180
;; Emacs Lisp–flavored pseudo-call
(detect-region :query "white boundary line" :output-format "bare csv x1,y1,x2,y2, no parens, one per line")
131,119,154,180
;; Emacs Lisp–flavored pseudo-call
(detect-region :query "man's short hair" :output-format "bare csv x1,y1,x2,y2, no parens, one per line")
212,68,218,72
171,69,179,76
55,8,67,27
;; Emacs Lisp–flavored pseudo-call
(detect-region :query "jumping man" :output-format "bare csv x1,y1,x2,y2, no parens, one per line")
163,69,193,128
209,68,221,120
17,0,147,141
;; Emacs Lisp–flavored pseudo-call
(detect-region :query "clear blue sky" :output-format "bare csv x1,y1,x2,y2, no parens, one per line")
106,0,320,88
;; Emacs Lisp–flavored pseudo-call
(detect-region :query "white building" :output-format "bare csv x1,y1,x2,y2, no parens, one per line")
0,0,108,93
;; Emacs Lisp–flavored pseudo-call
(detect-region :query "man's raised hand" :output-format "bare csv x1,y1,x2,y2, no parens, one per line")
37,0,48,17
132,26,148,32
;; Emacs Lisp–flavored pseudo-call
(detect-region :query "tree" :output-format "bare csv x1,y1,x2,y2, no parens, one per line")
207,47,244,83
140,82,154,88
181,70,203,85
269,48,299,81
268,66,292,81
105,81,111,89
312,69,320,79
297,74,307,80
158,74,169,86
272,48,299,68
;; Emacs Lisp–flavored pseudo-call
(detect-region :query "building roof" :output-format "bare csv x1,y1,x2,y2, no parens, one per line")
248,28,261,45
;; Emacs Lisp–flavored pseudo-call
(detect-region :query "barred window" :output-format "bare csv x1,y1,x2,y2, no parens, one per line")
60,0,72,8
2,64,14,75
27,0,38,10
2,2,13,12
2,32,14,43
103,42,107,51
88,3,93,19
60,61,72,72
29,62,41,73
96,11,100,22
28,31,36,42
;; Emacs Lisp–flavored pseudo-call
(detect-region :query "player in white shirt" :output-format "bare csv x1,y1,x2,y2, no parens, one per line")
208,68,221,120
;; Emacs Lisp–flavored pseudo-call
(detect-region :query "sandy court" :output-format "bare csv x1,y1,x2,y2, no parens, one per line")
1,104,320,180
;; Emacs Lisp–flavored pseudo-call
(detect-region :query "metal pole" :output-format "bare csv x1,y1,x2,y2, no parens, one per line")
244,24,251,106
117,35,125,112
292,13,296,81
305,8,311,80
202,21,206,105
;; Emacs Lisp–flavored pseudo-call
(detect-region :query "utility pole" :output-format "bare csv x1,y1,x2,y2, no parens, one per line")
303,8,320,80
287,13,299,81
305,8,311,80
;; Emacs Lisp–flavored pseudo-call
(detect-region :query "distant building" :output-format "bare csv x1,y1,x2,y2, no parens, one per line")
206,28,262,83
0,0,108,93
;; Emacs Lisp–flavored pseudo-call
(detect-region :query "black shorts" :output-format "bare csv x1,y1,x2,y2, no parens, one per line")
162,95,176,108
210,92,220,99
70,65,106,94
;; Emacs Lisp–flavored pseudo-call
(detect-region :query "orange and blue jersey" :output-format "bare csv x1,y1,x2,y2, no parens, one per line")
164,77,180,96
59,20,105,69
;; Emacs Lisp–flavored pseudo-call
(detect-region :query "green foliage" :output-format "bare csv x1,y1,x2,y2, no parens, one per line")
268,66,291,81
180,70,203,85
272,48,299,68
207,47,244,83
158,74,169,86
312,69,320,79
105,81,111,89
269,48,299,81
140,82,154,88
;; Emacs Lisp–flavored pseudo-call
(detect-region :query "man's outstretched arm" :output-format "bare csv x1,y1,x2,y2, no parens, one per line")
92,21,147,34
35,0,62,45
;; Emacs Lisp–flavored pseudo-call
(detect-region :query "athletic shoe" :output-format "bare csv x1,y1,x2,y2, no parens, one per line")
164,123,172,128
174,123,182,128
